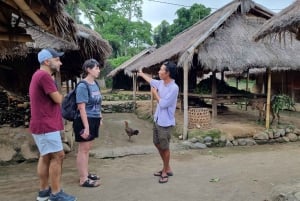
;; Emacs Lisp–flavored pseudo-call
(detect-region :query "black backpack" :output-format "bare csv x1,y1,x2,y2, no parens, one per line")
61,80,91,121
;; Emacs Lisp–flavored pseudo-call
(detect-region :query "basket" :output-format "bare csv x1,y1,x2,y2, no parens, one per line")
188,107,211,129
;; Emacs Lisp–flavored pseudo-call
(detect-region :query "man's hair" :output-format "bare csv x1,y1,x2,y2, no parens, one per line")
163,61,177,79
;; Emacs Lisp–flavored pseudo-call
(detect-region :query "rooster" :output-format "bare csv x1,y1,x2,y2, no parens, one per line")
124,121,139,141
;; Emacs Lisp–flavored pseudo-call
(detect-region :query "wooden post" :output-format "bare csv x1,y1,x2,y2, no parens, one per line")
151,73,154,115
246,68,249,91
265,68,271,129
211,71,217,120
291,73,295,102
183,61,189,140
133,73,137,111
66,80,69,93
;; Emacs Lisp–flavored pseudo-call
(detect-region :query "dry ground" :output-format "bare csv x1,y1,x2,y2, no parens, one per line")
1,101,300,201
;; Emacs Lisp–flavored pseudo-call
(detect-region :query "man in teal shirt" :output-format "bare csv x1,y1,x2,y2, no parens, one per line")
138,61,179,184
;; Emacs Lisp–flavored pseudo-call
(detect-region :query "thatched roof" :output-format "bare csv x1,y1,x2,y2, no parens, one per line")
254,0,300,41
26,27,78,51
125,0,300,75
0,0,77,57
107,46,155,78
76,25,112,65
225,67,294,77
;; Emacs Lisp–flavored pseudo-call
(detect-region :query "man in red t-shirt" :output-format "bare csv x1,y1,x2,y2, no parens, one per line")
29,48,76,201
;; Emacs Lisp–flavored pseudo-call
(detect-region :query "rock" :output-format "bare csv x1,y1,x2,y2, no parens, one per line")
282,136,290,142
204,136,212,143
180,141,193,149
225,140,233,147
0,143,16,162
286,127,294,133
271,183,300,201
267,130,274,139
20,142,38,160
219,135,226,143
237,139,247,146
275,137,285,143
232,140,238,146
192,142,207,149
287,133,298,142
245,138,257,146
294,128,300,135
226,134,234,141
189,137,199,143
63,143,71,153
253,132,269,140
278,129,286,137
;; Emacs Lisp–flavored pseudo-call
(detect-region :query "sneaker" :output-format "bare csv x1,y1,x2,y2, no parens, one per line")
37,187,51,201
49,190,76,201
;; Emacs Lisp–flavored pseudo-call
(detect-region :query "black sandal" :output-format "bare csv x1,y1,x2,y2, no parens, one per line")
80,179,100,187
88,173,100,180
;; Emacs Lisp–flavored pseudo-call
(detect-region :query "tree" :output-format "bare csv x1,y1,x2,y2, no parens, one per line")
153,20,171,48
74,0,152,57
170,4,211,36
153,4,211,47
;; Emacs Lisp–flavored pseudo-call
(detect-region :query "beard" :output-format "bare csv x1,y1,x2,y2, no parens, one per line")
49,61,60,73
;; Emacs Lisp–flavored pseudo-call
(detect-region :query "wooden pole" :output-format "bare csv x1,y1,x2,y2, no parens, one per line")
133,73,137,111
151,73,154,115
13,0,49,30
0,33,33,42
183,60,189,140
211,71,217,120
265,68,271,129
246,69,249,91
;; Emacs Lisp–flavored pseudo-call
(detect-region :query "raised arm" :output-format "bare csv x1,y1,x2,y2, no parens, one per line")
137,69,152,83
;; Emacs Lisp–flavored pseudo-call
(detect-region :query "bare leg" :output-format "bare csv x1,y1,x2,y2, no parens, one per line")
37,154,51,190
49,150,65,194
155,144,172,173
77,141,92,184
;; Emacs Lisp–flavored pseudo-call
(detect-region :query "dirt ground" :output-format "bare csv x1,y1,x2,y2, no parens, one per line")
1,102,300,201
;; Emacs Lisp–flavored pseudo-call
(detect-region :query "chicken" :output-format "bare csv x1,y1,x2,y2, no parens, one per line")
124,121,139,141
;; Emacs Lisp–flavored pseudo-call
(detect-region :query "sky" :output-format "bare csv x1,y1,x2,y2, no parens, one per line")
142,0,295,28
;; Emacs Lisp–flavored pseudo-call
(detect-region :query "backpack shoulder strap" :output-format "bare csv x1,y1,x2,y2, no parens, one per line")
94,80,100,92
76,80,91,97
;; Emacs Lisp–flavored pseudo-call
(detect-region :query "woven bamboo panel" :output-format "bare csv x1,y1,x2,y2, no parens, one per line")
188,108,211,129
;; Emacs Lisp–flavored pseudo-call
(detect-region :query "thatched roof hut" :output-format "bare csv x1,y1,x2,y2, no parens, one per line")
125,0,300,75
123,0,300,138
0,0,77,58
254,0,300,41
106,47,155,90
0,24,111,95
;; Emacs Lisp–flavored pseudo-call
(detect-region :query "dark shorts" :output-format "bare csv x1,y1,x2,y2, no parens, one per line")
153,123,173,150
73,117,101,142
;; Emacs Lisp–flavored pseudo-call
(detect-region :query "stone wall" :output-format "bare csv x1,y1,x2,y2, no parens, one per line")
181,125,300,149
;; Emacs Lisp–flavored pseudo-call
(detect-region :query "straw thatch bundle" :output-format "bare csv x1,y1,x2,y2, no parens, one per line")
255,0,300,41
76,25,112,64
0,0,77,58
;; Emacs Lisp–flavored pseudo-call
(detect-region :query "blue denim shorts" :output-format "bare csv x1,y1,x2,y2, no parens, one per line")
32,131,63,156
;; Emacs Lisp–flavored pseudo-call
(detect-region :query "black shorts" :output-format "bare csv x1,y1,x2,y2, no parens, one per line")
73,117,101,142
